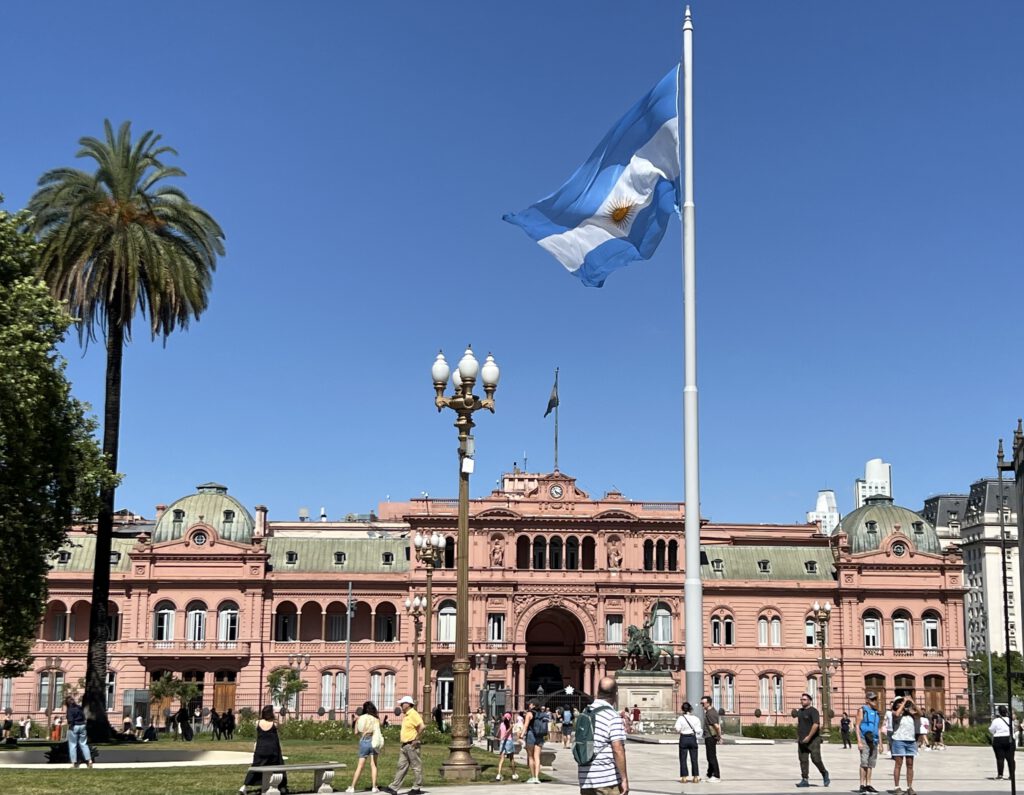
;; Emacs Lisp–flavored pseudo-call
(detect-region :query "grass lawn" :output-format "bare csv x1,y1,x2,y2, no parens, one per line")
0,738,532,795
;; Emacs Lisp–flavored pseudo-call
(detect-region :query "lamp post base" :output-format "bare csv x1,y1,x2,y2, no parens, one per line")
439,751,481,781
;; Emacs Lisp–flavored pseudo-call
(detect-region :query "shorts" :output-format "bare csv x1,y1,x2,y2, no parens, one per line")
358,736,378,757
502,738,515,755
563,723,572,733
859,743,878,768
891,739,917,757
525,731,543,749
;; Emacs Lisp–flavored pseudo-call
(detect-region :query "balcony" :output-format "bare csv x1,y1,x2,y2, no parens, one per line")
137,641,251,657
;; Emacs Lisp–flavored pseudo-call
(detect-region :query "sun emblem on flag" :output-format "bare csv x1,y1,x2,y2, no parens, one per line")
607,201,637,229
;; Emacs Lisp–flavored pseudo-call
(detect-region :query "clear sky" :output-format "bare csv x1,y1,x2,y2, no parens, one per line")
2,2,1022,524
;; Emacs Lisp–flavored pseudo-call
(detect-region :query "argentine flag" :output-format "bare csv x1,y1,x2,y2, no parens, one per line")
504,67,680,288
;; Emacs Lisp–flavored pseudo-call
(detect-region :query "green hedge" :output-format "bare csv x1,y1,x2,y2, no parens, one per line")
941,725,992,746
741,723,797,739
237,716,450,744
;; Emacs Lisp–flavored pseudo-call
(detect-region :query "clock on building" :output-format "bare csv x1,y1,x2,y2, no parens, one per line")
549,484,564,499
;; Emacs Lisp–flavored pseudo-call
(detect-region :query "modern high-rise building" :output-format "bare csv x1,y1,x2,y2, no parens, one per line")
855,458,893,509
807,489,840,535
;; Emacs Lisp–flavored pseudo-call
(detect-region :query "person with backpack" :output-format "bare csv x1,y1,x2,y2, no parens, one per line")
575,677,629,795
856,691,881,793
495,711,520,782
524,700,549,784
674,701,703,783
562,706,575,749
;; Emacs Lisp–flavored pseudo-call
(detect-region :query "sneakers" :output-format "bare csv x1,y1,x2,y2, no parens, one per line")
408,789,425,795
495,775,503,781
372,789,380,794
892,788,904,795
692,777,701,783
707,777,720,783
797,780,811,788
823,774,831,787
345,789,355,794
867,787,879,793
511,774,519,781
526,777,539,784
906,789,916,795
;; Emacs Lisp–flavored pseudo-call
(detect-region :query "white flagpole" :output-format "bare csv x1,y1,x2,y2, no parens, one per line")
680,5,704,707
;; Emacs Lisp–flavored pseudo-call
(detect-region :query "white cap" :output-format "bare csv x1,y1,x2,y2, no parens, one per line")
398,695,416,706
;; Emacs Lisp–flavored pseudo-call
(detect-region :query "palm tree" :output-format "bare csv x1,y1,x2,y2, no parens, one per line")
28,120,225,738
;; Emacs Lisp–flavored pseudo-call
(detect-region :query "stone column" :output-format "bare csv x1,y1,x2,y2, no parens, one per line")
320,612,327,643
517,658,526,703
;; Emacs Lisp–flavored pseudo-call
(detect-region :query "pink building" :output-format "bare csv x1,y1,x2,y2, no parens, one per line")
5,472,967,726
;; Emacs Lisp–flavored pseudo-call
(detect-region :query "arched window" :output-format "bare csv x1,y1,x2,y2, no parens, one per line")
437,666,454,711
549,537,563,570
186,601,207,647
806,674,818,702
565,537,580,570
375,602,398,642
582,537,596,570
770,617,782,647
711,614,734,647
711,673,734,712
643,540,654,571
652,602,672,644
321,672,334,710
38,669,64,713
865,674,886,709
655,540,666,571
924,674,945,714
805,618,817,647
863,611,882,649
334,671,348,711
532,537,547,570
275,603,298,642
668,540,679,571
758,617,769,647
758,674,771,712
444,536,455,569
922,612,940,649
724,617,734,646
516,536,531,569
773,674,784,712
893,610,911,650
438,601,456,643
106,602,121,642
154,601,175,646
325,602,348,642
894,674,915,699
711,617,722,646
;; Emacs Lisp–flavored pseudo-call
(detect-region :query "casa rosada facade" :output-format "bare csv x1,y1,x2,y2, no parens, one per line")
7,470,968,725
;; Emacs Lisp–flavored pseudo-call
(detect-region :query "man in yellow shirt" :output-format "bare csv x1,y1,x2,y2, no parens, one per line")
383,696,425,795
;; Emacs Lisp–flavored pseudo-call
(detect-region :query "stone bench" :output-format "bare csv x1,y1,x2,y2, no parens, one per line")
244,761,345,795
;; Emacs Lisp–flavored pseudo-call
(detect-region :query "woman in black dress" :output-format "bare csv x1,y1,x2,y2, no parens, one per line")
240,706,286,794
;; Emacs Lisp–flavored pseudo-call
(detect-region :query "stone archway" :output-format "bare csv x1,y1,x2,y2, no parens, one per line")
525,608,587,695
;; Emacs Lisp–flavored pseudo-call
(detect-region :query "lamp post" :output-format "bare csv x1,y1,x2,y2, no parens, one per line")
431,346,499,780
961,658,981,724
413,532,446,713
998,440,1018,795
812,600,833,734
287,653,311,719
405,596,425,704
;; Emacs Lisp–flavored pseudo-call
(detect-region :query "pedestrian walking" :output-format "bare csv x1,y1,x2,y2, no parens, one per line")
699,695,722,783
20,715,32,739
855,691,881,794
135,713,143,739
840,712,852,749
50,715,63,741
495,711,519,782
674,701,703,784
347,700,382,793
64,696,93,769
382,695,424,795
881,705,892,757
918,713,931,750
2,715,12,740
890,696,924,795
795,692,830,788
523,700,550,784
223,708,235,740
576,676,629,795
562,705,575,749
631,704,643,734
432,703,444,732
239,706,285,795
210,708,221,740
991,705,1016,781
930,712,944,749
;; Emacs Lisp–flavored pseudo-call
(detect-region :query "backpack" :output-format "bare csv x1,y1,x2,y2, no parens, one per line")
532,711,549,738
859,704,879,740
572,704,613,765
563,708,573,724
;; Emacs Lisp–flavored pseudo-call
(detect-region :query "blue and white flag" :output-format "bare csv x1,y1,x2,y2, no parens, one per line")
504,67,680,288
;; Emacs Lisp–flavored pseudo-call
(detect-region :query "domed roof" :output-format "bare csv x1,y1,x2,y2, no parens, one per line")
152,483,254,544
840,494,941,555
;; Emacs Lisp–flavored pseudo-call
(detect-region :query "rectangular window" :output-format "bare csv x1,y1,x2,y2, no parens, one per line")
321,673,333,710
864,618,880,648
383,673,396,710
334,671,347,711
376,613,396,642
805,620,816,647
923,619,939,648
773,675,784,712
327,614,347,642
53,613,67,642
218,611,239,644
605,615,623,645
758,619,768,646
770,618,781,647
275,613,296,642
724,619,734,646
712,620,722,646
759,676,770,712
725,674,734,711
893,619,910,649
0,678,11,711
712,674,722,709
370,672,382,705
106,672,116,710
487,614,505,642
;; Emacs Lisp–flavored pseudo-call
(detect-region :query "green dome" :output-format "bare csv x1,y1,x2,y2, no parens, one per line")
152,483,254,544
841,494,941,555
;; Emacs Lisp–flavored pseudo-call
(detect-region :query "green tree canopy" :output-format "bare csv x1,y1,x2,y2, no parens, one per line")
0,198,114,677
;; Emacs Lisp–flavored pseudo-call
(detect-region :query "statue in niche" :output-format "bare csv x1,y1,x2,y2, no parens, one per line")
607,539,623,570
490,538,504,567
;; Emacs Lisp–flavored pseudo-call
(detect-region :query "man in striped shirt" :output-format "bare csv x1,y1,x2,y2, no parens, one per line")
578,676,630,795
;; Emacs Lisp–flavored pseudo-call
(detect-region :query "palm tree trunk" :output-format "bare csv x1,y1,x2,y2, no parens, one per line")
84,313,123,741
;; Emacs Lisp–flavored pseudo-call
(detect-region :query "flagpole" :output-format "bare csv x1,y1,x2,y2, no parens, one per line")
680,4,704,708
553,368,559,471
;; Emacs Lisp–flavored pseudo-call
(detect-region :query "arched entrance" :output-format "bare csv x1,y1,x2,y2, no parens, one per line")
525,608,587,696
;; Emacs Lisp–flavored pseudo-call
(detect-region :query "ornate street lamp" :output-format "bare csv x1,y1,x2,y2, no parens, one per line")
431,346,499,780
413,532,446,712
812,600,833,733
405,595,425,704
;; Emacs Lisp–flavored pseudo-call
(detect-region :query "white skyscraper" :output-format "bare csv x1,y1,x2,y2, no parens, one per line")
855,458,892,509
807,489,840,535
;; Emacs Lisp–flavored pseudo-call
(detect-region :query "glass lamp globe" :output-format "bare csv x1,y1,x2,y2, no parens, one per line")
458,347,479,380
481,354,500,387
431,352,450,384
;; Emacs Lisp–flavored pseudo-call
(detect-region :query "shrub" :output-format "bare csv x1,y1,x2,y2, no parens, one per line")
942,725,991,746
236,717,451,743
742,723,797,739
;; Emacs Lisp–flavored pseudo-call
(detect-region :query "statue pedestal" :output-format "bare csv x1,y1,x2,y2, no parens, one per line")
614,670,678,734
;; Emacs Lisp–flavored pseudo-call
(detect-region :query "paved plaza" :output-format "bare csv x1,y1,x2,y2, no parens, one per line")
462,741,1008,795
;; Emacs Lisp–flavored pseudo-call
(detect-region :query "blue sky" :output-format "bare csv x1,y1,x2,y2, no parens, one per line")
2,2,1022,523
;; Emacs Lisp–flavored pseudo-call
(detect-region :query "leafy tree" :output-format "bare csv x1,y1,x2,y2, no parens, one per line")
0,198,113,678
266,668,308,711
27,121,225,736
970,650,1023,719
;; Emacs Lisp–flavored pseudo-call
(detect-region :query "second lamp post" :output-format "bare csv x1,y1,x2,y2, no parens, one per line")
812,601,833,734
431,346,499,781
